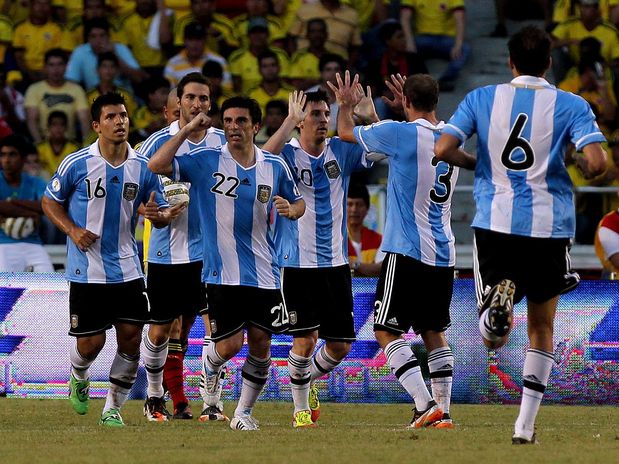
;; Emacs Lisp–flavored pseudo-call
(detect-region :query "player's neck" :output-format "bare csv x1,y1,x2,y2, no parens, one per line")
98,139,128,166
229,144,256,168
406,109,438,125
300,138,325,157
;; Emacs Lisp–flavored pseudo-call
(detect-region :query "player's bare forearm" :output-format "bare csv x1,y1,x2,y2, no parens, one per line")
435,133,476,169
578,143,608,179
263,117,298,155
8,199,44,213
288,198,305,220
337,103,356,143
42,196,99,251
148,130,187,175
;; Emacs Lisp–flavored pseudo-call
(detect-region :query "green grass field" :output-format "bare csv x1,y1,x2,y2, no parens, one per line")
1,399,617,464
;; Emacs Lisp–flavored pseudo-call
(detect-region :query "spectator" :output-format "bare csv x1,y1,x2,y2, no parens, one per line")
201,59,233,108
25,48,90,144
248,50,294,115
0,134,53,272
342,0,388,33
164,21,231,87
0,64,26,136
132,76,171,142
12,0,63,82
399,0,471,92
65,17,147,91
229,17,289,94
347,183,384,277
491,0,552,37
254,98,296,147
36,110,79,178
552,0,619,26
0,12,12,66
306,53,345,136
61,0,126,52
289,0,362,64
232,0,286,48
121,0,173,77
289,18,333,89
173,0,238,57
551,0,619,82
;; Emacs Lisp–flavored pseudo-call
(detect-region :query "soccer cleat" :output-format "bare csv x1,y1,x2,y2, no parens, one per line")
173,402,193,420
68,374,90,415
99,408,125,427
512,433,539,445
199,403,228,422
431,412,455,429
230,414,260,431
308,384,320,422
486,279,516,337
201,368,224,407
143,396,171,422
292,410,316,428
407,401,443,429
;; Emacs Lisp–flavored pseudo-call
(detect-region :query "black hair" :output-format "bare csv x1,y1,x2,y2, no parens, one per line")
303,90,330,110
221,96,262,125
44,48,68,65
0,135,30,158
97,51,119,67
177,72,210,99
47,110,69,126
265,99,287,114
257,49,279,67
402,74,439,112
202,59,223,78
508,25,552,77
378,20,402,43
90,92,126,121
307,17,327,32
318,53,345,73
144,76,170,95
347,183,370,208
84,17,110,40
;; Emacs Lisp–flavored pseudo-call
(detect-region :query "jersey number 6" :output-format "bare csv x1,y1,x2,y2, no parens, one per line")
501,113,534,171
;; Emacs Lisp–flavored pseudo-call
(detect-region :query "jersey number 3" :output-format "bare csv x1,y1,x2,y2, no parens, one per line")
430,157,454,204
501,113,534,170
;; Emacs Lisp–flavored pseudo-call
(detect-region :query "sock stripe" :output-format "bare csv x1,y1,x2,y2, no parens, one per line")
242,371,268,386
528,348,554,360
523,379,546,394
394,359,419,379
288,357,311,369
384,340,408,359
145,365,164,374
247,356,271,369
290,376,311,385
144,336,168,353
429,369,453,379
118,351,139,362
313,359,331,374
109,377,134,389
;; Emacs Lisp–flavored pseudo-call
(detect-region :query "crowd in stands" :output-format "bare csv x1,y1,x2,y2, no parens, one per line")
2,0,619,253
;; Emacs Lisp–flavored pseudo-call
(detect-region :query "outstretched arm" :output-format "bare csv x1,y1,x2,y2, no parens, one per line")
42,196,100,251
578,143,607,179
327,71,361,143
434,133,476,170
263,91,306,155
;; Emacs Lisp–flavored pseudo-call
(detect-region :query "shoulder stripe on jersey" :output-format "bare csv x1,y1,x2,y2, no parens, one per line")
264,153,296,181
575,131,604,149
136,154,150,164
139,127,171,154
444,123,467,141
57,148,90,176
355,127,372,152
45,188,64,203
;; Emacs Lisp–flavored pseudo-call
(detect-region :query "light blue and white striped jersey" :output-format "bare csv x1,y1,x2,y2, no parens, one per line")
139,121,226,264
173,143,302,289
275,137,368,268
0,172,46,245
354,119,459,267
44,141,167,283
443,75,606,238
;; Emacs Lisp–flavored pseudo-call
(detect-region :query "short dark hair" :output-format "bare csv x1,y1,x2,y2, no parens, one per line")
403,74,439,112
90,92,126,121
303,90,330,109
257,49,279,67
265,99,287,114
177,72,210,99
348,183,370,208
84,17,110,39
307,17,327,32
202,59,223,78
319,53,345,72
0,135,29,157
47,110,68,126
378,20,402,43
508,25,551,77
97,51,118,67
221,96,262,125
44,48,68,64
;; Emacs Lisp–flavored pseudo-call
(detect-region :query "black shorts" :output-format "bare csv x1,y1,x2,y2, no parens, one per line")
146,261,207,323
374,253,453,335
281,265,355,342
68,278,149,336
205,284,288,341
473,228,579,306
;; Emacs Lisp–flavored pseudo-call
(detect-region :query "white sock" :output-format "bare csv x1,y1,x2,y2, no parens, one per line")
103,351,139,413
309,345,341,383
514,348,553,439
70,342,93,381
234,355,270,417
384,338,433,411
288,350,311,413
142,334,168,399
428,346,454,415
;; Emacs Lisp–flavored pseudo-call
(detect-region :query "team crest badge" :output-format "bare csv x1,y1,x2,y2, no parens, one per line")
70,315,78,329
210,319,217,334
289,311,297,325
257,184,272,203
324,160,341,179
51,177,61,192
122,182,139,201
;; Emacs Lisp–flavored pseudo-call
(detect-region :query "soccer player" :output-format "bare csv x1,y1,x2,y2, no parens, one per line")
262,89,372,427
41,93,183,427
138,72,226,422
333,71,458,429
148,96,305,431
434,25,607,443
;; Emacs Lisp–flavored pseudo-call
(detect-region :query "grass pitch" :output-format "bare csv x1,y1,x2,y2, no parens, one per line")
1,399,617,464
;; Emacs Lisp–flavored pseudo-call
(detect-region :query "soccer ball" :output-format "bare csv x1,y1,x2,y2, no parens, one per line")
3,217,36,239
162,177,190,207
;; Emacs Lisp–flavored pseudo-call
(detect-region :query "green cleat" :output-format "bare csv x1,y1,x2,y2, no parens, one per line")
68,374,90,415
99,409,125,427
309,384,320,422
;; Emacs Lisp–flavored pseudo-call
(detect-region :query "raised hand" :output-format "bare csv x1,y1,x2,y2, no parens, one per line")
288,90,307,125
326,70,361,107
187,112,211,133
382,73,407,112
353,83,378,123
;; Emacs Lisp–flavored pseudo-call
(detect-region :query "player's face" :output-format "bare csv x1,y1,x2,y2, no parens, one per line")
299,100,330,142
347,198,368,227
179,82,210,125
0,146,23,175
93,104,129,144
223,107,259,150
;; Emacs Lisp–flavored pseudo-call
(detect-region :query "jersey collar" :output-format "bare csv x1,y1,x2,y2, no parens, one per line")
510,75,554,89
169,120,181,135
221,142,265,167
289,136,331,158
91,140,137,167
411,118,445,131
